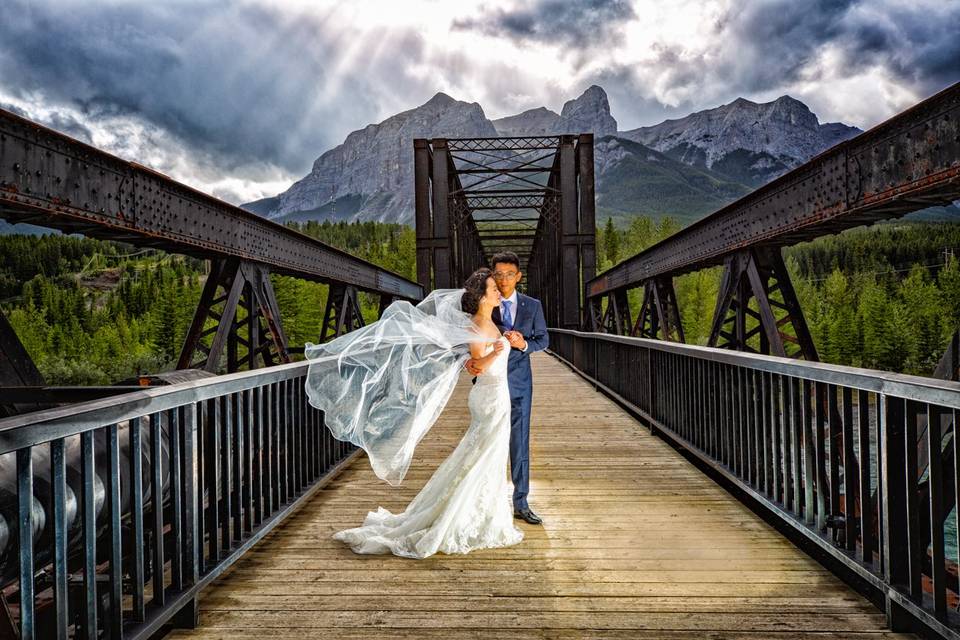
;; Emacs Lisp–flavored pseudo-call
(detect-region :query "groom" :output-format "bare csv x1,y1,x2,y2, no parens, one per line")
465,251,548,525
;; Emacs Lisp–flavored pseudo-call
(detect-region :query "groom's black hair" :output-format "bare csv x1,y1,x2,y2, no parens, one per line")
489,251,520,269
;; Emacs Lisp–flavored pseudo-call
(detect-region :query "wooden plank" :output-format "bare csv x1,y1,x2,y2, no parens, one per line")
168,354,914,639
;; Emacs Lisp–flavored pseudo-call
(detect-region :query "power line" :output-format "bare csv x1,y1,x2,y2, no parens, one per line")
797,260,949,283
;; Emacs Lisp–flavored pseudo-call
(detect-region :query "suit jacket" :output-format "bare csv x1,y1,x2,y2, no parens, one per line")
491,292,549,395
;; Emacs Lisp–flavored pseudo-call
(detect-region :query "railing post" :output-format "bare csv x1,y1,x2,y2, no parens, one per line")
880,393,911,632
172,402,200,629
647,347,657,436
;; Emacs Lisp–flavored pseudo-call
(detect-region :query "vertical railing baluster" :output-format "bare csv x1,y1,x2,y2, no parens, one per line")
841,388,856,551
771,374,782,503
293,380,302,493
877,393,886,577
244,388,254,532
880,394,909,630
171,402,200,630
151,411,166,606
705,360,711,452
692,357,698,444
253,386,264,525
758,372,767,493
954,408,960,593
721,364,730,467
738,367,747,479
926,404,947,620
857,390,873,566
294,381,303,492
802,380,816,526
780,375,792,510
904,401,922,601
50,438,69,640
828,385,841,541
231,392,243,542
688,356,695,443
273,380,282,503
170,407,184,591
303,382,310,486
195,401,206,571
688,357,696,445
279,380,289,504
791,377,803,516
309,381,318,480
713,362,721,459
80,430,98,639
17,447,35,640
814,382,828,532
265,383,276,515
221,394,233,551
730,365,739,478
130,416,146,621
205,397,220,567
746,367,754,483
107,424,123,638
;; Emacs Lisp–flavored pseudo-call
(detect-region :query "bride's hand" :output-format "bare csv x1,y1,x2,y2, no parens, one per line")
492,340,505,355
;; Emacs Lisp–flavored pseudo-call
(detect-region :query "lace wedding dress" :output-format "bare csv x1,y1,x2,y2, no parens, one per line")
333,335,524,559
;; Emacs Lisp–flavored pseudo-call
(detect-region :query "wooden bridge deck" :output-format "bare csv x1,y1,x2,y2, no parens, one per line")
168,353,912,639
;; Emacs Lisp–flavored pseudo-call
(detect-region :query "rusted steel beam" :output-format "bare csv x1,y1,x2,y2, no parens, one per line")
0,108,423,301
587,82,960,299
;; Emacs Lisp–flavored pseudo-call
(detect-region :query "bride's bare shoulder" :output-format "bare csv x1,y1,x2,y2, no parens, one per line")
471,317,500,339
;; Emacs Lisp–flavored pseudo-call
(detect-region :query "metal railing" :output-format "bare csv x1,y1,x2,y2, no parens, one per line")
550,328,960,640
0,360,357,639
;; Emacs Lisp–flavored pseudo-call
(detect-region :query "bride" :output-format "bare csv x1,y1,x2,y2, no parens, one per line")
303,268,524,559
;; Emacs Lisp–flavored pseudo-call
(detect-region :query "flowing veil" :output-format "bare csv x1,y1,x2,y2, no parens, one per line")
303,288,496,485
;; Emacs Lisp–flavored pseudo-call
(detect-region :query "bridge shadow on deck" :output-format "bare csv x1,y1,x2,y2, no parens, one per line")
167,353,912,639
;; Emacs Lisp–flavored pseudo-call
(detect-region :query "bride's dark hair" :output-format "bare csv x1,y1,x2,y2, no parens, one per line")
461,268,493,315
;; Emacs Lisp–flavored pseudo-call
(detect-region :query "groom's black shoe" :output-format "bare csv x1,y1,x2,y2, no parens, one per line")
514,507,543,525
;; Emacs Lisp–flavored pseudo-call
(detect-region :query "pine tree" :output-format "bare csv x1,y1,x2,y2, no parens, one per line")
603,217,620,266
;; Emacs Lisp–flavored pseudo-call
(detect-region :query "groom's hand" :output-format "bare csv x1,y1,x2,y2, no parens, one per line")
505,331,527,350
464,358,483,376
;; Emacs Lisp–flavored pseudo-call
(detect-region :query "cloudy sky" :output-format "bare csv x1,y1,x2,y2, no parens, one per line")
1,0,957,204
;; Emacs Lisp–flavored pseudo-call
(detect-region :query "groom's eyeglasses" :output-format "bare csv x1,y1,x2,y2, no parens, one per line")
492,271,518,280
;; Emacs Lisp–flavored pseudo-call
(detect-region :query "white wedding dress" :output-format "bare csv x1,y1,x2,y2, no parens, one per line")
333,335,524,559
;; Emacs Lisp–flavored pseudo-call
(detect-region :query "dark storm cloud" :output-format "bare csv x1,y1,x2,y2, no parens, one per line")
454,0,635,48
717,0,960,98
0,1,433,176
837,4,960,91
597,0,960,130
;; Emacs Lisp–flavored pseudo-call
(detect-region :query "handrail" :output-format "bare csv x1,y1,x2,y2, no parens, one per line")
0,360,358,639
550,328,960,639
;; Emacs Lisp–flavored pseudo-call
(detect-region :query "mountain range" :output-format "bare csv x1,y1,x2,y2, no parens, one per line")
244,85,863,226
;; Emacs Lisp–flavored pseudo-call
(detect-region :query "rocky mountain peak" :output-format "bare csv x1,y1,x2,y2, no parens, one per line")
246,87,861,226
492,106,562,137
559,85,617,137
425,91,456,107
273,92,497,223
620,93,860,185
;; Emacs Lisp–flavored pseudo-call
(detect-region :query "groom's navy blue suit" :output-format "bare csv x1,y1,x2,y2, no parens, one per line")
492,292,549,511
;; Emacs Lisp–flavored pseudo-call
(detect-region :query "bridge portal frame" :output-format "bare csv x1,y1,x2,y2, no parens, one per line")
414,134,596,329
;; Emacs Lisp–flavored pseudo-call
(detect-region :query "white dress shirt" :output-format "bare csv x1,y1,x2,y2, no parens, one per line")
499,291,527,352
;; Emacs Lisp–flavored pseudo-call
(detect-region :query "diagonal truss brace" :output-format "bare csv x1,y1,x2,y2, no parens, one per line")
634,278,685,342
178,258,291,373
707,247,817,360
319,283,366,342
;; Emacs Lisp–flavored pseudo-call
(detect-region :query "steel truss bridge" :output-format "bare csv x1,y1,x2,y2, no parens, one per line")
586,82,960,365
0,83,957,639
